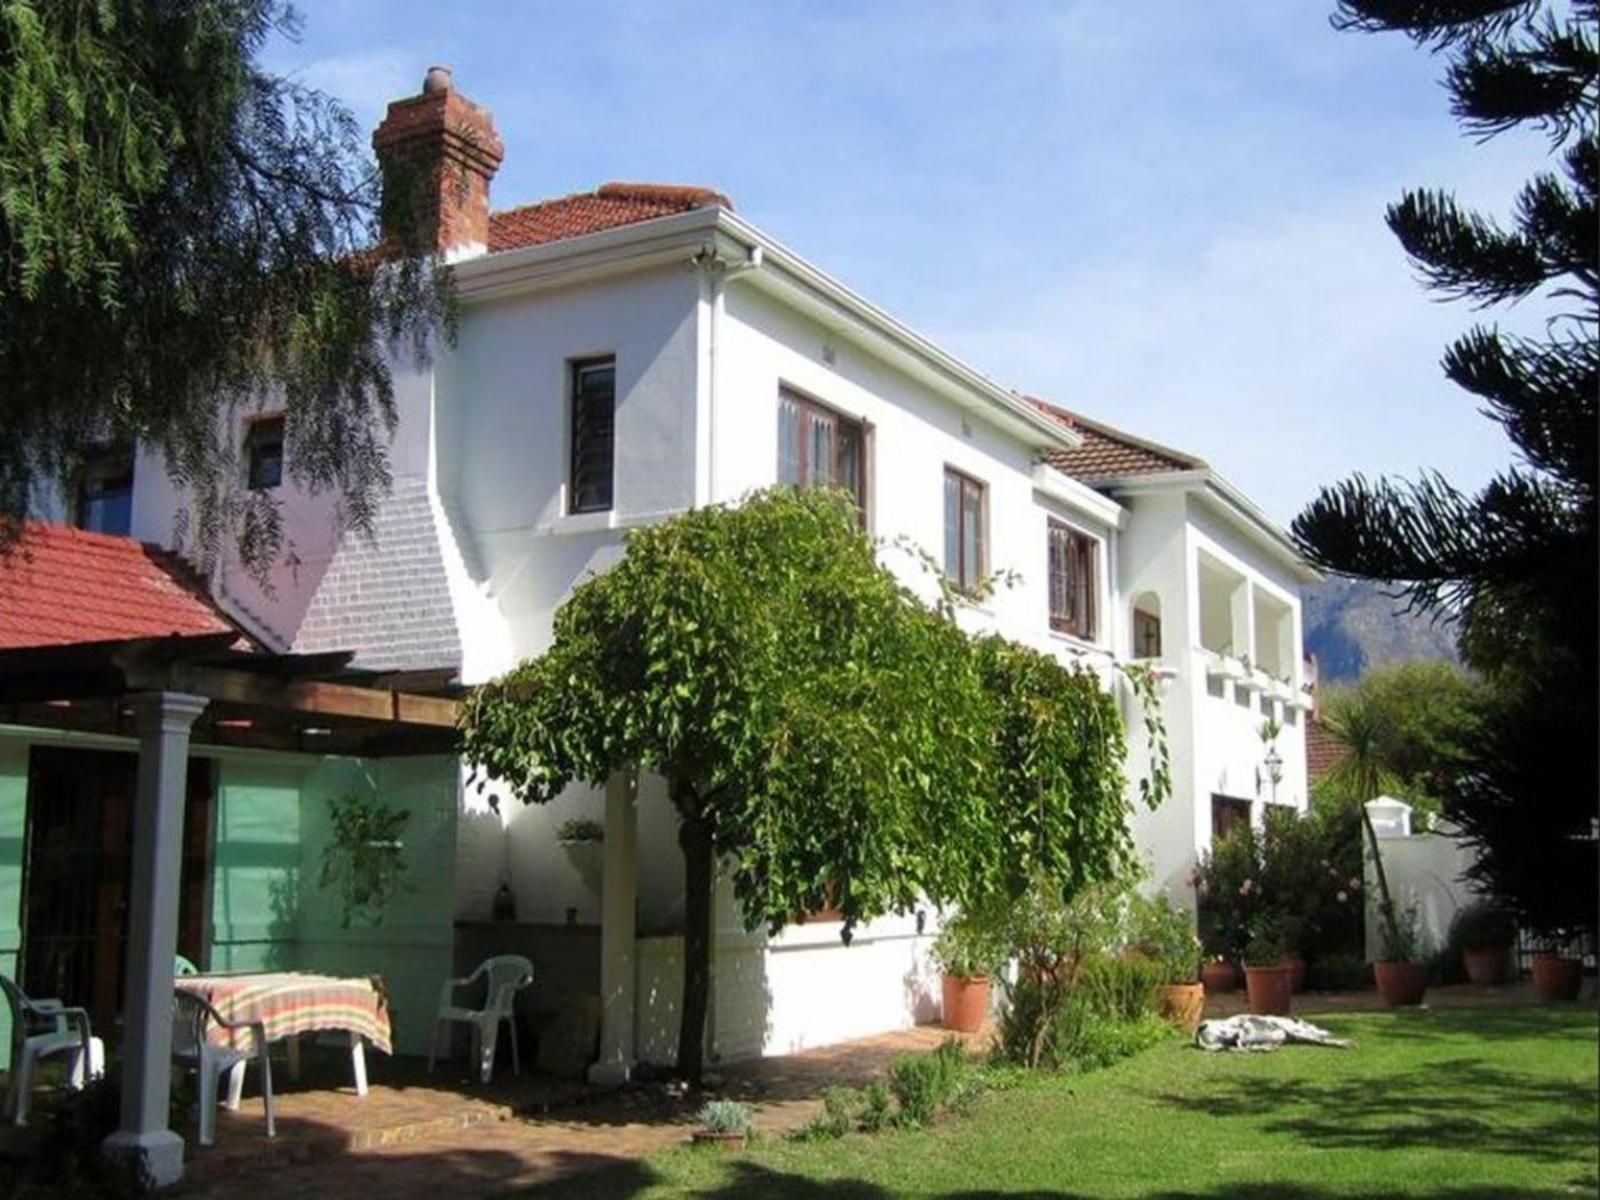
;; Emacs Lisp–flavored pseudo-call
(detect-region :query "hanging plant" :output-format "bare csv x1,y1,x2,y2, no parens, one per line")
318,789,412,928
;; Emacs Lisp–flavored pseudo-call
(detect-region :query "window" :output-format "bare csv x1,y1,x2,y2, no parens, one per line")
77,448,133,536
1047,520,1098,640
569,357,616,514
1132,605,1162,658
245,417,284,490
1212,795,1252,842
943,467,986,592
777,389,865,513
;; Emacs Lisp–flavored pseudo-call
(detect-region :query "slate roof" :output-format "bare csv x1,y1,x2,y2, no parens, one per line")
291,477,462,673
0,522,238,649
488,183,731,253
1028,398,1206,482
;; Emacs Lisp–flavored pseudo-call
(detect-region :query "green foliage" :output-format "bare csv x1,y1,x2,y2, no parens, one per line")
1194,823,1260,963
886,1038,973,1128
555,817,604,843
459,488,1168,1077
1303,2,1597,942
1128,891,1201,984
860,1081,893,1132
930,909,1008,979
1450,899,1518,951
317,789,411,928
1378,897,1430,964
0,0,452,574
1243,915,1287,968
696,1099,753,1136
996,955,1167,1074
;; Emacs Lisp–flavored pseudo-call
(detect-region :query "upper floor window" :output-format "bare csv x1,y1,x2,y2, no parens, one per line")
1048,519,1098,640
77,447,133,536
569,356,616,514
1132,594,1162,659
943,467,986,593
777,389,865,513
245,416,284,490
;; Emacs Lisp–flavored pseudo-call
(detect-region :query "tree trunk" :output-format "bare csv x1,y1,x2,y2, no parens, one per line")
675,810,714,1082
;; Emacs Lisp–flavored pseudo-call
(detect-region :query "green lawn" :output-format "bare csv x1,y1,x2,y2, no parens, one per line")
535,1005,1597,1199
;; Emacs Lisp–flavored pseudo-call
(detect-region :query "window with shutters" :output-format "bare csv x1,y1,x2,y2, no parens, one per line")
569,357,616,514
1048,519,1098,641
244,416,285,491
943,467,986,593
776,388,866,516
76,447,134,536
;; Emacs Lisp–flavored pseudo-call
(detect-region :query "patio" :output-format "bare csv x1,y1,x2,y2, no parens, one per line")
179,1024,973,1198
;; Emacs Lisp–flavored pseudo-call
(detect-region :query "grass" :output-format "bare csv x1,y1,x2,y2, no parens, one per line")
532,1005,1597,1199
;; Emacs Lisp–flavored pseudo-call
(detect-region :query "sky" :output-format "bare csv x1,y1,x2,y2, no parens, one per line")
263,1,1560,526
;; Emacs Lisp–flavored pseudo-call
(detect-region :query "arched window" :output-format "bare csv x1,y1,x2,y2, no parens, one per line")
1132,592,1162,659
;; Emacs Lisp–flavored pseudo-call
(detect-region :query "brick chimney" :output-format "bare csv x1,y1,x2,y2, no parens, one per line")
372,66,504,259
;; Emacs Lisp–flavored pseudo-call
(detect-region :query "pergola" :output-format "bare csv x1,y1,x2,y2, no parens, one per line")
0,631,460,1187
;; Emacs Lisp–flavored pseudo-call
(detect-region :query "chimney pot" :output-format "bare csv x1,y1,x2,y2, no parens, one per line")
423,65,453,94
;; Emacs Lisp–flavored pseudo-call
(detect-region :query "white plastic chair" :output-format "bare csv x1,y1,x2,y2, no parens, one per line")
428,955,533,1083
1,975,101,1125
171,989,275,1146
174,955,199,976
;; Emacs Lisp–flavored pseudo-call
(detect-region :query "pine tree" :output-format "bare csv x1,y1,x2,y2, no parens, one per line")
1294,2,1597,941
0,1,450,574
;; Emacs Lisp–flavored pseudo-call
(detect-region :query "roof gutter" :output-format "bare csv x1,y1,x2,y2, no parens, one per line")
1099,469,1321,583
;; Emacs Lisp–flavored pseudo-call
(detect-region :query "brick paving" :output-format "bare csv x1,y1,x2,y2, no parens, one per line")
178,1024,972,1198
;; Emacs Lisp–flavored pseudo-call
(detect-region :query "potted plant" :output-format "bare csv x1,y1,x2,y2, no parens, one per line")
1135,893,1205,1033
692,1099,753,1149
556,816,605,890
931,912,1002,1033
1373,900,1429,1007
1450,901,1517,985
1242,918,1293,1016
1529,935,1583,1002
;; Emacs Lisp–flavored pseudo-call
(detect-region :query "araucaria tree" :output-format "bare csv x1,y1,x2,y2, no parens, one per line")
0,1,450,571
1295,2,1597,941
460,488,1163,1080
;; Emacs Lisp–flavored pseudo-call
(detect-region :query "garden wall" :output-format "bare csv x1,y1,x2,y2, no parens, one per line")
1363,819,1481,961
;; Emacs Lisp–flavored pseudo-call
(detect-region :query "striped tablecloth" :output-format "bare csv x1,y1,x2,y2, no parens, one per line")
176,972,393,1055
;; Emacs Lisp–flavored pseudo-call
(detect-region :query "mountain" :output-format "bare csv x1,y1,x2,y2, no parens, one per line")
1301,577,1460,684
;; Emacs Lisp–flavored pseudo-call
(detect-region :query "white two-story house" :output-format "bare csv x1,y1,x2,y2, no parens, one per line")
1,67,1316,1080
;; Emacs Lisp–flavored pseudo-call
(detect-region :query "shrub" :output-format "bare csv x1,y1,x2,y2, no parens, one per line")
0,1076,150,1200
1129,891,1200,983
696,1099,753,1136
931,909,1007,979
860,1081,893,1132
1304,952,1372,992
1243,915,1287,967
1450,900,1517,951
997,952,1168,1073
887,1038,971,1127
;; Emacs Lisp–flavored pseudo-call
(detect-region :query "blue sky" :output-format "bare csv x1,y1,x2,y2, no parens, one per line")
265,1,1557,525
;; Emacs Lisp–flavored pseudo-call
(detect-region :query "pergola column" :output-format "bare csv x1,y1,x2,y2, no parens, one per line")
588,768,638,1085
103,691,208,1189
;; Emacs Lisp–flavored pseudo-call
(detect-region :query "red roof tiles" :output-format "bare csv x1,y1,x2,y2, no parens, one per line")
1029,398,1205,482
0,523,238,650
488,183,731,253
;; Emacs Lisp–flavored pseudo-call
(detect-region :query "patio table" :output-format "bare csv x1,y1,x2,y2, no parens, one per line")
175,971,391,1100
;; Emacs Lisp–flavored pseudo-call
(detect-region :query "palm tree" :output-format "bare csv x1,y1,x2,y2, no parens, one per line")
1321,694,1407,957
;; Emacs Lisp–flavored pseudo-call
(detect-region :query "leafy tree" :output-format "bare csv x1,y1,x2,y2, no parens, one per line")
1296,1,1597,940
460,488,1163,1079
0,1,449,572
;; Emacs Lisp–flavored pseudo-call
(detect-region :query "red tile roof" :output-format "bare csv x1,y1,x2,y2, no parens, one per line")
1028,398,1205,482
488,183,731,253
0,523,239,650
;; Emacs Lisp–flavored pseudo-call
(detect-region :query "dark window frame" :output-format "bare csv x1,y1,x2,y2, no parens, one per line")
75,446,135,536
1047,518,1099,641
943,466,987,594
244,415,285,491
776,387,869,521
569,355,617,515
1133,607,1162,658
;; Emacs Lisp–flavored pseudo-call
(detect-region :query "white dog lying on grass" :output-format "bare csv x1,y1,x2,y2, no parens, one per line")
1195,1015,1354,1052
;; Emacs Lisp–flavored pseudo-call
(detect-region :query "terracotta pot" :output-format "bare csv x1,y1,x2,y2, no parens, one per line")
1201,961,1239,994
1374,959,1428,1007
1462,945,1512,986
1531,954,1582,1002
1280,952,1307,994
691,1130,748,1150
1157,983,1206,1033
941,973,991,1033
1243,964,1293,1015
